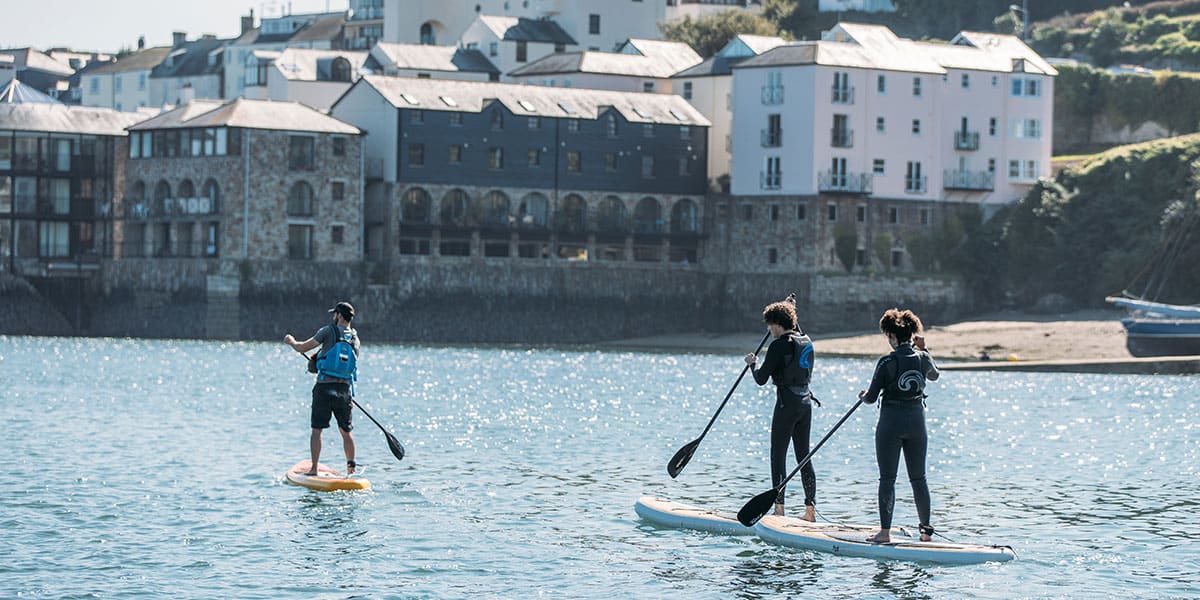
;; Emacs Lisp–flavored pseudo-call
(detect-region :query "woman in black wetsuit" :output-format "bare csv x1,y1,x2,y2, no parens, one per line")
744,301,818,521
859,308,940,543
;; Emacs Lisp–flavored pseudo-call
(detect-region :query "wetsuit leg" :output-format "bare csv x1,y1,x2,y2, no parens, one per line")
900,408,931,527
875,406,904,530
770,391,804,505
789,400,816,506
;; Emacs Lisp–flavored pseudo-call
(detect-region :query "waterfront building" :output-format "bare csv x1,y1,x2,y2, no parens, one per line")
367,43,499,82
509,38,701,93
0,79,142,273
224,11,347,101
384,0,760,54
120,98,362,262
723,23,1055,272
458,15,577,82
331,75,709,263
672,34,786,187
243,48,368,111
81,45,171,112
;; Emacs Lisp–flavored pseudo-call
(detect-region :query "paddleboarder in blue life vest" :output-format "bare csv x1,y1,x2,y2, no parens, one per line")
284,301,361,477
859,308,940,543
744,299,819,522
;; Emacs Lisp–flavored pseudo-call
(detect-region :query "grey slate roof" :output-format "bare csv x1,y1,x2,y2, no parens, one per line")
0,102,144,135
348,75,710,126
87,47,172,74
510,39,701,79
271,48,369,81
371,43,499,74
477,16,577,45
150,38,228,79
128,98,361,134
0,47,75,76
231,14,346,46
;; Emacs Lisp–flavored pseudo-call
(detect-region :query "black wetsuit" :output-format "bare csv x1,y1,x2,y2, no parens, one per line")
751,331,816,507
861,342,939,529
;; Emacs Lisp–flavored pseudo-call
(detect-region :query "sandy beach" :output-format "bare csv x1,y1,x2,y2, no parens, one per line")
601,309,1132,362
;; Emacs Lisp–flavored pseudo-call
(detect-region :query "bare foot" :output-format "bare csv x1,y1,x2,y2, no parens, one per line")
802,505,816,522
302,470,318,476
865,530,890,543
773,503,785,516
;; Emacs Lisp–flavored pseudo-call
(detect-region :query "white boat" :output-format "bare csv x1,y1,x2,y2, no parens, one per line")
1106,296,1200,319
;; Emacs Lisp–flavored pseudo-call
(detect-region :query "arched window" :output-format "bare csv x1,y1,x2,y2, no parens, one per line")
557,194,587,233
596,196,626,232
440,188,470,226
419,22,436,45
153,180,171,216
202,179,220,214
400,187,431,224
517,192,549,228
670,198,698,234
477,190,509,226
330,57,352,82
178,179,195,199
634,197,662,233
287,181,315,216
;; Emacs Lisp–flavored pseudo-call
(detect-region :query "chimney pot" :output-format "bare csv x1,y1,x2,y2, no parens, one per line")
172,31,187,48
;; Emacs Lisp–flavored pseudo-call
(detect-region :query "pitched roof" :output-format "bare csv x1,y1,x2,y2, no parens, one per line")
476,16,577,45
231,13,346,46
0,78,61,104
673,34,787,79
348,74,710,126
128,98,360,134
87,47,172,75
371,43,499,74
949,31,1058,76
271,48,368,81
619,39,703,73
510,40,700,79
150,38,228,79
0,102,144,135
0,47,75,76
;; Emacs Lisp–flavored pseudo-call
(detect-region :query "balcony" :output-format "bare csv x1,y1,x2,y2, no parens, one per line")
349,6,383,20
831,127,853,148
761,128,782,147
831,86,855,104
761,85,784,105
818,171,872,194
760,171,782,190
954,130,980,151
905,176,928,194
944,169,995,191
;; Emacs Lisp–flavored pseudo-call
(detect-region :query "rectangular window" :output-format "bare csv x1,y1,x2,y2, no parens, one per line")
605,152,617,171
988,158,996,173
905,161,924,192
491,111,504,130
876,116,885,133
764,156,781,189
877,74,886,94
1026,79,1041,96
1011,78,1022,96
768,248,778,264
287,224,313,260
528,116,540,130
489,42,498,57
961,73,969,88
912,119,921,135
856,204,867,223
0,176,9,213
410,110,424,124
796,204,806,221
567,151,581,172
643,81,655,93
408,143,424,166
1009,159,1021,177
873,159,885,174
527,148,541,167
912,77,922,97
920,208,931,226
989,117,997,136
14,176,36,213
770,205,780,221
288,136,315,171
643,123,654,138
1025,160,1038,179
332,225,344,245
678,157,691,176
89,77,99,93
567,119,580,132
449,113,463,126
488,147,503,170
0,132,11,168
516,40,527,63
216,128,227,155
332,136,346,156
332,181,345,201
115,75,123,92
827,203,838,222
449,144,462,163
589,14,600,35
680,125,690,140
889,206,900,224
641,155,654,178
682,81,693,100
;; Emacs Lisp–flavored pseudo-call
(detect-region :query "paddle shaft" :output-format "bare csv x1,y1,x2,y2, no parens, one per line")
774,398,864,494
695,330,771,441
298,350,405,461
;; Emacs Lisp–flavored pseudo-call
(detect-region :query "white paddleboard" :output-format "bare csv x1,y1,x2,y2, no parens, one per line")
635,496,756,536
755,514,1016,565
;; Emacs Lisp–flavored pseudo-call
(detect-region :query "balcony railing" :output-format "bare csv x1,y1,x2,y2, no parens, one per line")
954,130,980,151
818,171,872,194
348,6,384,20
761,128,782,147
831,86,855,104
761,85,784,105
905,176,928,194
943,169,995,191
760,171,782,190
831,127,854,148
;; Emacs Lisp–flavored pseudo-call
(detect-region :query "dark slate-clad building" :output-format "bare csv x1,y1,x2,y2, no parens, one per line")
332,75,709,263
0,79,143,274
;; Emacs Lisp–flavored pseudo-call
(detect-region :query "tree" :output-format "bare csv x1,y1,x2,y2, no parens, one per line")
873,232,894,271
833,222,858,273
659,10,783,58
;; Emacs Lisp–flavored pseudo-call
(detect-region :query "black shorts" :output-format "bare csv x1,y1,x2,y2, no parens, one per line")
311,382,353,431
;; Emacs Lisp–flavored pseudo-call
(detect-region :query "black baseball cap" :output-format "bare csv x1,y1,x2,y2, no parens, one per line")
328,301,355,320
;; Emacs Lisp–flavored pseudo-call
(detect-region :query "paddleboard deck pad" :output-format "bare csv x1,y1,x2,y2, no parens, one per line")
635,496,755,536
285,460,371,492
755,514,1016,565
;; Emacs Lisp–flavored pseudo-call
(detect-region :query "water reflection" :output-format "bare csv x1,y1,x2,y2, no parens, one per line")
727,553,824,598
870,560,933,599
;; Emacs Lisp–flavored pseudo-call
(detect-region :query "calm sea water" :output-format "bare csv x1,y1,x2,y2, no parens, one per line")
2,336,1197,599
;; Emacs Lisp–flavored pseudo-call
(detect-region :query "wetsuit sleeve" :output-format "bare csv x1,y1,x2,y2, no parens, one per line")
861,357,889,404
752,338,784,385
922,351,940,382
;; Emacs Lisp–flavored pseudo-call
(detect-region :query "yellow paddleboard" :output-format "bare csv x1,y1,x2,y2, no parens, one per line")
285,460,371,492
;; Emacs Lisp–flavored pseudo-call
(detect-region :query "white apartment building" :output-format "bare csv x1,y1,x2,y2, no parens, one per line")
730,23,1055,207
384,0,759,53
673,34,786,187
224,11,346,101
243,48,368,110
80,47,170,112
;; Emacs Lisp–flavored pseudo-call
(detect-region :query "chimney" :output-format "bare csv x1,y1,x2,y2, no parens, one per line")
241,13,255,34
137,35,145,50
173,31,187,48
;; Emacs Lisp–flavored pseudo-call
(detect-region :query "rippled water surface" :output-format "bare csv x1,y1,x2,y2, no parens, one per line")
2,336,1198,599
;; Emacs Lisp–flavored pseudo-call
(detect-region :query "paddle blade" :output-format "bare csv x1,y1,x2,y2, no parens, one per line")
384,431,405,462
737,488,779,527
666,439,700,479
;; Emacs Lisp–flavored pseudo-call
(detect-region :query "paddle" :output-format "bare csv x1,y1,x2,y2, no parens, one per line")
299,351,405,463
736,398,864,527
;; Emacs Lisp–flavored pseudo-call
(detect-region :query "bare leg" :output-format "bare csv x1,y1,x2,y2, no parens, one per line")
306,428,322,475
773,503,785,516
802,504,816,522
339,427,356,474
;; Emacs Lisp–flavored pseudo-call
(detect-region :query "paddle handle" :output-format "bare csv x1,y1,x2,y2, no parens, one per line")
772,399,864,493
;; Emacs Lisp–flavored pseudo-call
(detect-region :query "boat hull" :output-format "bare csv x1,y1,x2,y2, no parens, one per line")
1121,318,1200,357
